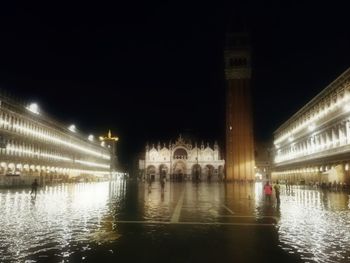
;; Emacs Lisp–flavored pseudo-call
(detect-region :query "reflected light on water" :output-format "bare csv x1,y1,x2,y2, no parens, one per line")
1,181,350,263
254,181,263,206
0,181,125,262
277,188,350,262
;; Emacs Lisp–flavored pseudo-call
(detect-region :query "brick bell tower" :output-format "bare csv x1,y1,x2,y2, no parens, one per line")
225,32,255,181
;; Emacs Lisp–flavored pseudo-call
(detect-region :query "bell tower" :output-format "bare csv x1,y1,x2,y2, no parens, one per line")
225,32,255,181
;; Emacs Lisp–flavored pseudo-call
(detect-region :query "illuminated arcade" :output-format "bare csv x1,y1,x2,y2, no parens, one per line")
272,68,350,184
0,94,112,186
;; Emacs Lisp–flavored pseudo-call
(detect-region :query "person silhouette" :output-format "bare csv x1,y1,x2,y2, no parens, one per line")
264,181,272,203
147,177,152,193
160,174,166,193
30,179,39,198
274,180,281,205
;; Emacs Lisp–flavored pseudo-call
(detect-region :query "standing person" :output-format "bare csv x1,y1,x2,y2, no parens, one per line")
264,181,272,203
30,179,39,198
160,174,166,192
147,176,152,193
274,180,281,205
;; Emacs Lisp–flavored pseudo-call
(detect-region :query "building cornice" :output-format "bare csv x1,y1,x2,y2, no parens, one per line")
0,94,103,148
274,67,350,135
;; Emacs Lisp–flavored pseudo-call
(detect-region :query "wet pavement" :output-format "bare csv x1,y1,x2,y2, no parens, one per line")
0,180,349,262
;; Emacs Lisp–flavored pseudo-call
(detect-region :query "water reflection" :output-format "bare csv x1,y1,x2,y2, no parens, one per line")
0,181,349,262
277,187,350,263
0,181,126,262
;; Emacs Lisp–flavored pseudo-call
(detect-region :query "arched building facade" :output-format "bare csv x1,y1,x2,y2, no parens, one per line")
272,68,350,184
139,135,225,181
0,93,112,187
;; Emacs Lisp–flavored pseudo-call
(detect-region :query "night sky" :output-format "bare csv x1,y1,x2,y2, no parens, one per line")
1,1,350,168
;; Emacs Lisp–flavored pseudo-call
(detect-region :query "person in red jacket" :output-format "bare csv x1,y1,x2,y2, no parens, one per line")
264,181,273,203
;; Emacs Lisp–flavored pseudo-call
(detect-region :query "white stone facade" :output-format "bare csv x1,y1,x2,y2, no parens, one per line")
139,135,225,181
0,93,111,187
272,68,350,184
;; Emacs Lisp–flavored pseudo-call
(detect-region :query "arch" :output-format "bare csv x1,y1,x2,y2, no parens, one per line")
172,161,186,181
146,165,156,180
192,164,202,181
0,162,7,175
23,164,30,172
205,165,215,181
8,163,15,174
159,164,169,179
173,148,188,160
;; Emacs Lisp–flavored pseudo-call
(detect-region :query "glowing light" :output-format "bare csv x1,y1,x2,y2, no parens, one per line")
88,135,94,141
100,130,119,141
26,103,40,114
275,91,350,144
75,159,110,169
68,124,76,133
255,172,262,180
275,116,350,164
10,124,110,159
4,144,109,169
308,124,315,132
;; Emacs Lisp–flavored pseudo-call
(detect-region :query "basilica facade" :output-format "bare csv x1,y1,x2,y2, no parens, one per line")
139,135,225,181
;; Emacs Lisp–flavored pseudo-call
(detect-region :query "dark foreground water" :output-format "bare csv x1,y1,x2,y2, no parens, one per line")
0,180,349,262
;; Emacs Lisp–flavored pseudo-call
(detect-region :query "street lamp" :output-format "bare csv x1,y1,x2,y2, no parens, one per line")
26,103,40,114
99,130,119,142
68,124,76,133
